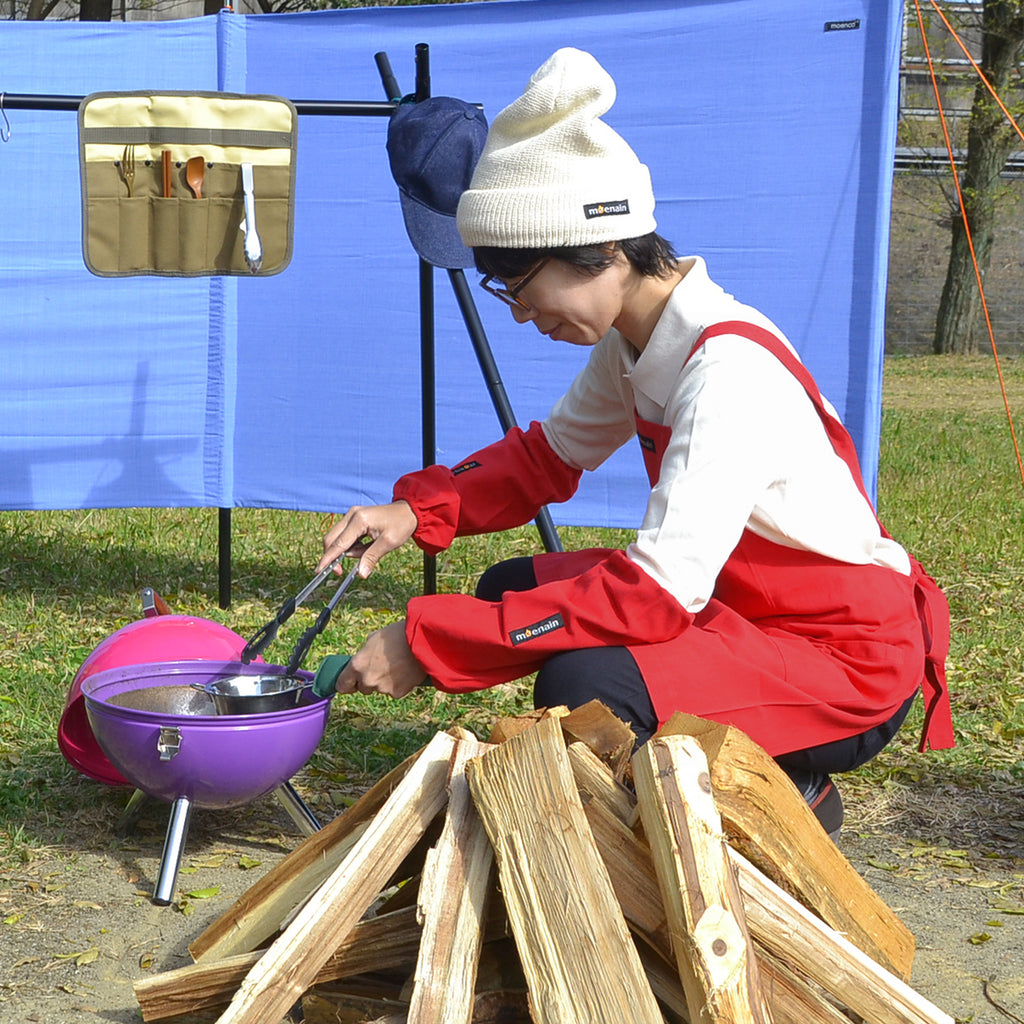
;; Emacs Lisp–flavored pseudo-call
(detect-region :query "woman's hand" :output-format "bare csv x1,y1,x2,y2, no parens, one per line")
319,500,418,578
335,621,428,699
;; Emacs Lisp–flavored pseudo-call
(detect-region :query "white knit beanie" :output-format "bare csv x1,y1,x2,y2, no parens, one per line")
456,47,657,249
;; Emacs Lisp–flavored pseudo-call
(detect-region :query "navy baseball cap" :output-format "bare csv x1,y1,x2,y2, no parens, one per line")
386,96,489,269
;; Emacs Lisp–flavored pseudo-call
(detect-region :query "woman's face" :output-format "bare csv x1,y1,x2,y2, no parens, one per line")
502,255,631,347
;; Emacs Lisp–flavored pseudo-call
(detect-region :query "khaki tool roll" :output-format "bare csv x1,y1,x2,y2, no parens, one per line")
79,91,297,277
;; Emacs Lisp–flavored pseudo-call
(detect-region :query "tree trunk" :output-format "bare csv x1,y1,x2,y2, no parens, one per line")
935,0,1024,353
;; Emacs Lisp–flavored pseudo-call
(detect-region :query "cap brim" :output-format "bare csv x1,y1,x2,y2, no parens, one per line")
398,189,476,270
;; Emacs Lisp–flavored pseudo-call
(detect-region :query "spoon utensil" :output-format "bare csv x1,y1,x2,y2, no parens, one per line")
186,156,205,199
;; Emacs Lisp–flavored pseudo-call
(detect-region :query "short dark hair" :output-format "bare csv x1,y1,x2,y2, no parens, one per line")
473,232,678,281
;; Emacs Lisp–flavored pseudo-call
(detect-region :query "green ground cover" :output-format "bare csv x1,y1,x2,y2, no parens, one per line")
1,354,1023,865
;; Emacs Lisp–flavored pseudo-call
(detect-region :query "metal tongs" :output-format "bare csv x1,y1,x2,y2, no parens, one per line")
240,559,360,672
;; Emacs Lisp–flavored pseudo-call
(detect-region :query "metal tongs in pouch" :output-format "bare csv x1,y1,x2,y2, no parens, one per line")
240,558,358,666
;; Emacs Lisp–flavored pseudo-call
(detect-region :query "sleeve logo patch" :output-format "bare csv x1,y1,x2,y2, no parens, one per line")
510,614,566,646
583,199,630,220
453,460,481,476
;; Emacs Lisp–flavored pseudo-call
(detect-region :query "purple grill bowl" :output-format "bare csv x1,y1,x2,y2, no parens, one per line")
81,660,330,809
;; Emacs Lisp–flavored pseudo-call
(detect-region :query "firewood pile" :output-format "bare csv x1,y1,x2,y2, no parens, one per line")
134,702,954,1024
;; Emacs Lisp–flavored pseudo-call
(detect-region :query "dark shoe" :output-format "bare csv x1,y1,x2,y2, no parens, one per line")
785,769,844,841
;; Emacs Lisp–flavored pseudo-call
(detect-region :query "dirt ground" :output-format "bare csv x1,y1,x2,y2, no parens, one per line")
1,758,1023,1024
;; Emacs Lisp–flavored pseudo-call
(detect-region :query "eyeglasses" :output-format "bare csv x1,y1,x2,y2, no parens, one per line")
479,257,550,310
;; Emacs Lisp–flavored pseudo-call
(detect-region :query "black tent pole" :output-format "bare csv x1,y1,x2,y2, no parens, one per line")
413,43,438,596
1,93,396,116
447,270,563,554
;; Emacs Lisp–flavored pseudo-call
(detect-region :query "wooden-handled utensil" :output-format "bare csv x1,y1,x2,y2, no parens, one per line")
186,156,205,199
162,150,172,197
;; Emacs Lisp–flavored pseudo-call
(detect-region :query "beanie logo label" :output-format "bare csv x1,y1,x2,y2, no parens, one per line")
453,460,481,476
509,614,565,646
584,199,630,220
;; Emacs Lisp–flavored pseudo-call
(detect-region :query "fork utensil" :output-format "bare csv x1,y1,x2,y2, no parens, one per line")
121,144,135,198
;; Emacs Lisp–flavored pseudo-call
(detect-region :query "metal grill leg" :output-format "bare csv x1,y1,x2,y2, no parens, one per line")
153,795,193,906
274,781,321,836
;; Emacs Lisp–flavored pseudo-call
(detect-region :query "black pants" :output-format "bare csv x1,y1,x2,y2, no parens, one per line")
476,556,914,773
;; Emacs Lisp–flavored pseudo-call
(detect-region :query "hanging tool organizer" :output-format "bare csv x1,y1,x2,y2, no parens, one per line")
78,91,297,277
6,43,559,606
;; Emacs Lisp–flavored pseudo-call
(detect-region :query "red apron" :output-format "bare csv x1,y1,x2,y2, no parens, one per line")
534,322,953,756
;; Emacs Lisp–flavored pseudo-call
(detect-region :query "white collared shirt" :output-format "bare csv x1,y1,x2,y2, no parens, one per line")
541,256,910,612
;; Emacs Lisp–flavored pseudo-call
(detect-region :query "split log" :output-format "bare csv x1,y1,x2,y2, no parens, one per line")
731,851,954,1024
211,730,457,1024
567,740,640,828
486,706,566,744
577,795,670,953
304,990,533,1024
405,735,494,1024
576,752,897,1024
465,712,664,1024
189,749,418,962
133,906,421,1022
656,712,914,979
559,699,635,781
633,735,773,1024
752,951,854,1024
303,979,408,1024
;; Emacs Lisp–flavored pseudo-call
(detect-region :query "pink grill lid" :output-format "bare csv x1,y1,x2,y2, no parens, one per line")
57,615,253,786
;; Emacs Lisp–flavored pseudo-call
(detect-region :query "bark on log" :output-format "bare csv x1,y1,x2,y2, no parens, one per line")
633,735,773,1024
656,712,915,979
211,731,457,1024
465,713,664,1024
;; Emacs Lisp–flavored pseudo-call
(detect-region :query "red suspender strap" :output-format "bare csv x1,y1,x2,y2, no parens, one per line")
688,321,954,751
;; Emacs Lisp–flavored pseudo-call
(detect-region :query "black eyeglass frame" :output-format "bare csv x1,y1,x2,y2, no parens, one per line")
478,256,551,310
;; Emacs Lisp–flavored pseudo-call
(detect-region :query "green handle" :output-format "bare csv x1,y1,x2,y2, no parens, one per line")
312,654,351,699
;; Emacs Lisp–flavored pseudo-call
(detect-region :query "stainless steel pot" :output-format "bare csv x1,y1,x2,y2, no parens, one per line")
191,673,312,715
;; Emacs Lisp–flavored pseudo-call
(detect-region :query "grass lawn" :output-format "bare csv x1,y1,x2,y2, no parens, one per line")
1,354,1023,864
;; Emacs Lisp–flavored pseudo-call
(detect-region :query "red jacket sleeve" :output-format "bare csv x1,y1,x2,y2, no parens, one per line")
405,549,692,692
392,421,583,555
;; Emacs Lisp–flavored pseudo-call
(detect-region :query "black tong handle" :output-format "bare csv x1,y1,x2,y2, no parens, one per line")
285,566,358,676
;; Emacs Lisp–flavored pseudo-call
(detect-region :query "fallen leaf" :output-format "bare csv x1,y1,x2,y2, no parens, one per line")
184,886,220,900
867,858,899,872
968,932,992,945
194,855,226,869
237,855,261,871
